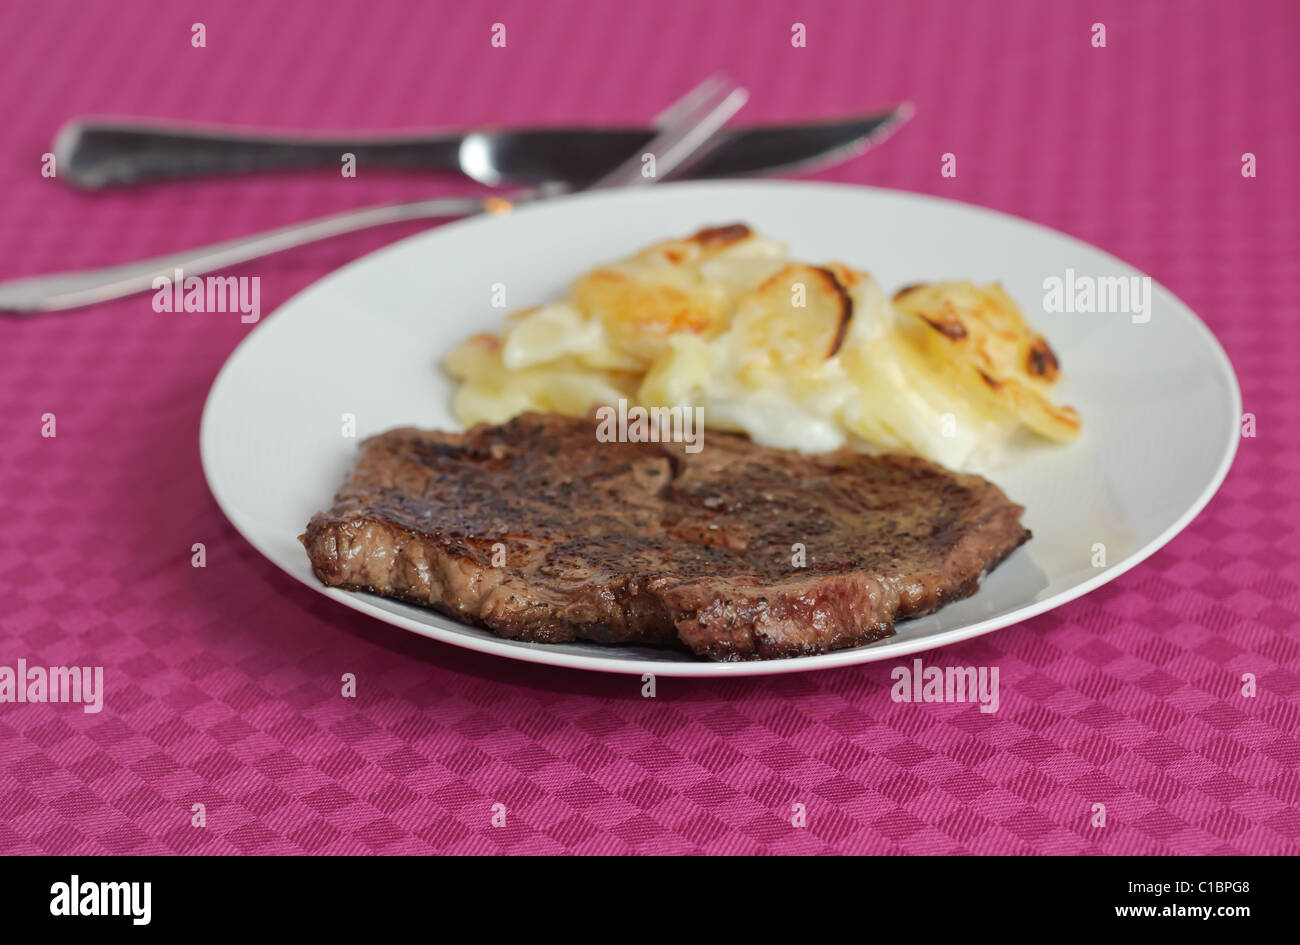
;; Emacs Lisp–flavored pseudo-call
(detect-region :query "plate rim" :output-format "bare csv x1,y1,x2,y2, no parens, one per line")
199,179,1243,677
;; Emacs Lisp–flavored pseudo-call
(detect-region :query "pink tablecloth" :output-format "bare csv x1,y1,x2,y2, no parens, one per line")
0,0,1296,855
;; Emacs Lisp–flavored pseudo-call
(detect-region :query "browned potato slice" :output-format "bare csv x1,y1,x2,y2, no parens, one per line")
893,281,1081,441
570,224,779,365
574,268,727,360
730,263,853,376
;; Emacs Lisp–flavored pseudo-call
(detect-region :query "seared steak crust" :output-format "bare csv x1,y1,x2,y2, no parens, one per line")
301,413,1029,660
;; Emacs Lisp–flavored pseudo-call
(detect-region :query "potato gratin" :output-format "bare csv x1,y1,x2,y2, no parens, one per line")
444,224,1080,469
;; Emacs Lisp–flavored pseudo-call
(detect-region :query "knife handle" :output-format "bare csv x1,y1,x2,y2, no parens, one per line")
54,120,466,189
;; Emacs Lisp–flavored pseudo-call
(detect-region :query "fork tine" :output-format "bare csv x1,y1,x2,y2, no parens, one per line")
593,77,747,189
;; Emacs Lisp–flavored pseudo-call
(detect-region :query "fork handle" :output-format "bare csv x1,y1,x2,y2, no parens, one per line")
0,194,520,314
56,120,466,189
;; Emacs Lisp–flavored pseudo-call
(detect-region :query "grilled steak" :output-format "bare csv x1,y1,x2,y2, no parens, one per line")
301,413,1029,661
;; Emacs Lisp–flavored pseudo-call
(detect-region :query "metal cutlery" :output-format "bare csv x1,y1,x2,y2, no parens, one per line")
0,76,748,314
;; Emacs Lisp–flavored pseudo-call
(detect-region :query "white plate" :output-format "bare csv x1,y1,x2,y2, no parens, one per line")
200,181,1240,677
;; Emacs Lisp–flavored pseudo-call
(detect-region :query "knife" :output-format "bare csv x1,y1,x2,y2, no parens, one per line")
54,106,913,190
